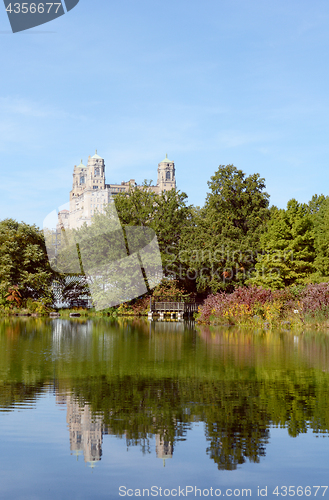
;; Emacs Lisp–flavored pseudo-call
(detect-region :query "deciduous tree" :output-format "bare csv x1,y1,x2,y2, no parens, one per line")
0,219,56,304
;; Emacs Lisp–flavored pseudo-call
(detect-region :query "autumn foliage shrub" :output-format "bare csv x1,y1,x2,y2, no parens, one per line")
198,283,329,324
197,286,273,324
197,283,329,325
299,283,329,316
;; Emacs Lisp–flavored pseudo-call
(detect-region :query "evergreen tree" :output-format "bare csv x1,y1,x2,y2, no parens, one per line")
182,165,270,293
248,199,316,289
314,197,329,278
308,194,328,215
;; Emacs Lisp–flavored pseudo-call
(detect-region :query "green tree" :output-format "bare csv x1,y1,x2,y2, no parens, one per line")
248,199,316,289
113,183,193,284
0,219,57,305
181,165,270,293
313,197,329,278
308,194,328,215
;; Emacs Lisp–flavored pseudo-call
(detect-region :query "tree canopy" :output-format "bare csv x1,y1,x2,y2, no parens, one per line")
180,165,270,293
313,197,329,278
113,184,194,291
248,198,325,288
0,219,56,306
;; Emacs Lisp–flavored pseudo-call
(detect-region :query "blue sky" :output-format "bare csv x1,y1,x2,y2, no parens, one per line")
0,0,329,228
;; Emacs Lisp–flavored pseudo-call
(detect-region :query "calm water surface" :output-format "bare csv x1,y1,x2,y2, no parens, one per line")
0,318,329,499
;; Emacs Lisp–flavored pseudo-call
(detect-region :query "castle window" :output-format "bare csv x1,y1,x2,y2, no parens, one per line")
80,176,85,185
166,171,171,181
95,167,100,176
93,186,98,190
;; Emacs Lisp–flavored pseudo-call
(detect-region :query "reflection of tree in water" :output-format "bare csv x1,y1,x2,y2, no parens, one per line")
1,320,329,470
69,371,329,470
203,382,269,470
68,378,276,470
207,426,268,471
70,376,191,453
0,374,327,471
0,382,45,410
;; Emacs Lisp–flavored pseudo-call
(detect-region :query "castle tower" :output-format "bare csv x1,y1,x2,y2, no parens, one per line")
67,151,109,229
86,150,105,191
157,154,176,192
70,159,88,200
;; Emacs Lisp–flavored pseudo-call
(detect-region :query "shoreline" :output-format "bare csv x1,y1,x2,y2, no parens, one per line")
1,309,329,331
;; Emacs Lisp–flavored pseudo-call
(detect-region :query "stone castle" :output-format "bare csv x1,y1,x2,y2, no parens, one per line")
58,151,176,229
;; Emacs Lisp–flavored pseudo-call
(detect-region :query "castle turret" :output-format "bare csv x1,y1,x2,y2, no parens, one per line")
157,154,176,192
86,150,105,191
70,159,88,200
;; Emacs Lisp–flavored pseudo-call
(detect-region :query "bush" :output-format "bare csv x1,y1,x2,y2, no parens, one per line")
197,283,329,326
299,282,329,316
197,286,274,324
197,286,299,325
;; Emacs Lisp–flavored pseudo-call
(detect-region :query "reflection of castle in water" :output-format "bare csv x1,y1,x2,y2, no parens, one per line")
56,391,174,467
67,398,103,465
57,393,103,467
155,435,173,466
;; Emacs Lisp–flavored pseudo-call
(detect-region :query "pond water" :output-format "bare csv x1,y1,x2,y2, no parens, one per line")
0,318,329,499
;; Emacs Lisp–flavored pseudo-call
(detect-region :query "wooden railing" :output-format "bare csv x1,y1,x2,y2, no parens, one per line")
150,301,202,315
